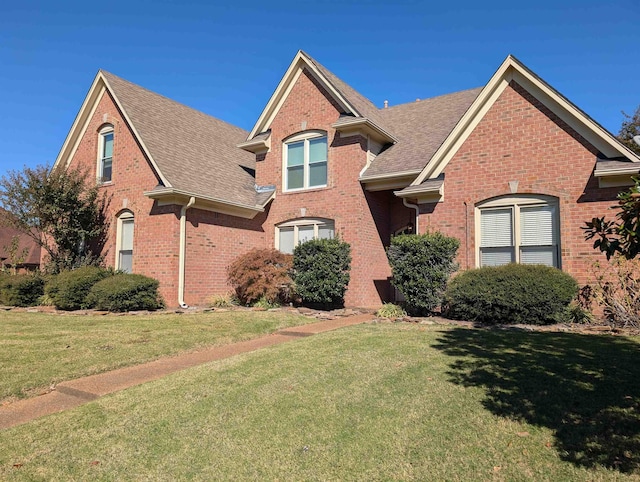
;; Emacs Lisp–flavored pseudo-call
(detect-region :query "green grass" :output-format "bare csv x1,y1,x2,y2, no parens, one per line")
2,323,640,480
0,310,313,402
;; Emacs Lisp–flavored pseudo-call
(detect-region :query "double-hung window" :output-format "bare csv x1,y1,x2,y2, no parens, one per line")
478,196,560,268
98,126,114,183
117,212,134,273
276,218,334,254
284,132,327,191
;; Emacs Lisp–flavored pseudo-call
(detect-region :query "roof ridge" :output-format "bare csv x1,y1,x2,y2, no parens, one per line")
382,87,484,111
99,70,249,136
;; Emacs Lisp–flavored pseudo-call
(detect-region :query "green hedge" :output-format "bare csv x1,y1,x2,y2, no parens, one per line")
45,266,112,310
86,273,164,312
442,263,578,325
0,274,45,307
387,232,460,316
293,238,351,308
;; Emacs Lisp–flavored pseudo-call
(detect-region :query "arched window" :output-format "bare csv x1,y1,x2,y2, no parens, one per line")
283,131,327,192
97,125,114,183
116,211,134,273
276,218,334,254
476,195,560,268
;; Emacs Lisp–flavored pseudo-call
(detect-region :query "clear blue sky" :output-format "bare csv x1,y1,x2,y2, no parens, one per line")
1,0,638,180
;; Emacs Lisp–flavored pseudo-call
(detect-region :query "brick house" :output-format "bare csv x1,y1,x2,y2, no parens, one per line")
52,52,640,307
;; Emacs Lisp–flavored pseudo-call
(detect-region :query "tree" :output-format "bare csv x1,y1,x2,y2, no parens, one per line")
0,165,109,273
2,235,30,275
618,105,640,155
583,177,640,259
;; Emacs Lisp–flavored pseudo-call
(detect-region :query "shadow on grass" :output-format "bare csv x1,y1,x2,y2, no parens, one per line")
433,328,640,473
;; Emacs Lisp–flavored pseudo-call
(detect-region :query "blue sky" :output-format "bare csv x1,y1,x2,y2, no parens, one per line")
1,0,638,180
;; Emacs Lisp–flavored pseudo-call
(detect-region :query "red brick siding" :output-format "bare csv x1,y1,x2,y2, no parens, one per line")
418,81,620,286
183,208,266,305
256,69,394,307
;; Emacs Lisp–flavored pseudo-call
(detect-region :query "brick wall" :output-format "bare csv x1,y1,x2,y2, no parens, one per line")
256,68,394,307
418,80,621,287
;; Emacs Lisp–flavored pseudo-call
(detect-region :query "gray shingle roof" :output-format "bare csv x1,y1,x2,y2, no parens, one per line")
101,71,263,208
363,88,482,178
303,52,390,132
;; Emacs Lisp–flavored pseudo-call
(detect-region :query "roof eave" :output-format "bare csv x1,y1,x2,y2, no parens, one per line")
331,117,397,144
144,187,268,219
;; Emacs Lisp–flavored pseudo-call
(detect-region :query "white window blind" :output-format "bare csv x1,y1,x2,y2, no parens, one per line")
480,208,514,267
520,205,557,267
279,227,295,254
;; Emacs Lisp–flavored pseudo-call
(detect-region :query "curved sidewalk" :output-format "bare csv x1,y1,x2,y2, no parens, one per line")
0,313,373,431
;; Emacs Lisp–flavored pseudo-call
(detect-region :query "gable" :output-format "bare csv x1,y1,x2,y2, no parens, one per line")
412,55,640,187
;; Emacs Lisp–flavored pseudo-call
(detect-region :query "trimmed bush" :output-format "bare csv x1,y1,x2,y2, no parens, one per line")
293,238,351,308
0,274,45,307
227,249,293,306
387,232,460,316
86,273,163,312
45,266,112,310
442,263,579,325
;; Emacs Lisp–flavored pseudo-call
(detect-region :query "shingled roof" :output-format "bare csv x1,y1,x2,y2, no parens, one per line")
101,71,267,209
361,88,482,179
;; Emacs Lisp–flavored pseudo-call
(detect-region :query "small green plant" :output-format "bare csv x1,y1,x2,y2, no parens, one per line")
45,266,112,310
0,273,45,307
253,296,281,310
86,273,164,312
293,238,351,309
227,249,293,306
376,303,407,318
208,293,237,308
443,264,578,325
387,232,459,316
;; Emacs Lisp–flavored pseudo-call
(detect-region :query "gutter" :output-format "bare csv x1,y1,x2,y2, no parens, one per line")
178,196,196,308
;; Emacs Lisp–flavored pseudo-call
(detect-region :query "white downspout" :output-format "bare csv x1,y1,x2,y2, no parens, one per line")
402,198,420,234
178,196,196,308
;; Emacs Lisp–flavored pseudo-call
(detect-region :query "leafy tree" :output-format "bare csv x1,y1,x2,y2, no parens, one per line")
583,177,640,259
0,165,109,273
618,105,640,155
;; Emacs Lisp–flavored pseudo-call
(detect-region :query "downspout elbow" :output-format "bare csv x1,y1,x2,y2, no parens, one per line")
178,196,196,309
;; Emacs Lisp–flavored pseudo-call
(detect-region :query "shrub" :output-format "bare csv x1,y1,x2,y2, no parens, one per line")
387,232,459,316
376,303,407,318
86,273,164,312
442,264,578,325
45,266,112,310
207,293,238,308
589,256,640,328
0,274,45,307
293,238,351,308
227,249,293,305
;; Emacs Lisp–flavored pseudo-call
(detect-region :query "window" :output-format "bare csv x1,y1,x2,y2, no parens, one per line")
98,126,113,183
477,196,559,268
284,132,327,191
276,218,334,254
116,212,134,273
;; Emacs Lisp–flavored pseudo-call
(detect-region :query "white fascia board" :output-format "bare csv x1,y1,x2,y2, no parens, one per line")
52,72,105,173
100,74,171,188
144,188,265,219
247,51,359,139
412,55,640,187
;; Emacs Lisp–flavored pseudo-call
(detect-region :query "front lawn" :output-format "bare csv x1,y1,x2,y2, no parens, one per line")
2,323,640,480
0,309,312,402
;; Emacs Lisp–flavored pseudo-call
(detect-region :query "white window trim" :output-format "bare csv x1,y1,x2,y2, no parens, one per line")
115,211,134,272
275,218,334,253
475,194,561,268
97,125,114,184
282,130,328,192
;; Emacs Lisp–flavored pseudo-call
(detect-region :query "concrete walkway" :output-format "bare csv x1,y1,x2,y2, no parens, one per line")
0,313,373,430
